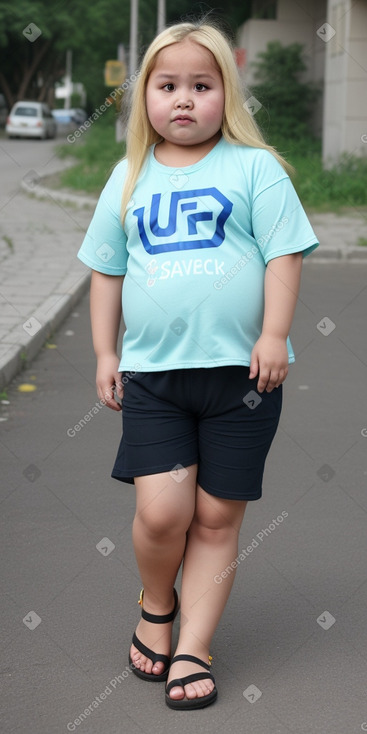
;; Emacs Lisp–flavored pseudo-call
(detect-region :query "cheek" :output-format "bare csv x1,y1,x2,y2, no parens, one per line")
204,96,224,124
146,91,165,128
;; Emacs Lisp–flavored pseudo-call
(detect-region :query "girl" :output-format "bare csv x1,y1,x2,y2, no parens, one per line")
78,20,318,710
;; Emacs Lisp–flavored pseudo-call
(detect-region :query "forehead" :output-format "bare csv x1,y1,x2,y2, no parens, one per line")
152,39,220,73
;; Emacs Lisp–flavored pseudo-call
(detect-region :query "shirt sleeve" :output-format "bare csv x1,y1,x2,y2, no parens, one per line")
251,151,319,264
77,161,128,275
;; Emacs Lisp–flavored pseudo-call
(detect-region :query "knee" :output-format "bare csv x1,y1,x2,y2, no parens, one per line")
190,496,246,542
134,506,191,539
189,511,236,545
190,518,234,545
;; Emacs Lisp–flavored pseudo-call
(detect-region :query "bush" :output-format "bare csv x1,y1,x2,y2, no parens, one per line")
251,41,321,141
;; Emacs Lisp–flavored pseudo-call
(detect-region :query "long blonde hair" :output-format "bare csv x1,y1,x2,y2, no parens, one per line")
121,20,293,222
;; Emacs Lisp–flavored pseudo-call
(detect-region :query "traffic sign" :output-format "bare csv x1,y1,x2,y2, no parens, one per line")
104,60,126,86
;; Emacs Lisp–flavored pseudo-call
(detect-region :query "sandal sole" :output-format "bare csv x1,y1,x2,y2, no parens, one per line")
165,688,218,710
128,654,169,682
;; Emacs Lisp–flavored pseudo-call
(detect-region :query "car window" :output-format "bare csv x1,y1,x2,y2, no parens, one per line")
14,106,38,117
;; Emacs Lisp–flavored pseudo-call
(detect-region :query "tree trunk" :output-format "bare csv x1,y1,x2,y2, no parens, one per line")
17,37,53,100
0,71,15,110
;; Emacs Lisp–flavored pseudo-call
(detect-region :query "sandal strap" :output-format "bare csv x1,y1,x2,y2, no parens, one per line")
132,631,170,666
140,588,179,624
166,671,215,695
170,653,211,670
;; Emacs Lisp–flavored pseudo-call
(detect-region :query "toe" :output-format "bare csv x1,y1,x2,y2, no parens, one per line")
168,685,186,700
151,661,165,675
130,644,166,677
185,679,214,699
184,682,198,700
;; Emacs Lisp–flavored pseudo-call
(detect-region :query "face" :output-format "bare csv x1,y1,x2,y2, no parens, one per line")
145,39,225,154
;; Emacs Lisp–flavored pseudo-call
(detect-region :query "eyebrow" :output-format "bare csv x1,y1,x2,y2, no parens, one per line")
153,72,217,80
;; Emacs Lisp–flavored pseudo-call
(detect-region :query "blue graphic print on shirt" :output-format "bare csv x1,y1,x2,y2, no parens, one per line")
132,187,233,254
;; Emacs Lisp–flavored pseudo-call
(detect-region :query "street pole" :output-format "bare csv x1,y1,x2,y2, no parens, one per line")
116,44,126,143
157,0,166,34
129,0,138,77
65,49,72,109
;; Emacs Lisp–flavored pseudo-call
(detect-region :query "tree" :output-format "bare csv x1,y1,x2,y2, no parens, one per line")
0,0,131,109
0,0,252,111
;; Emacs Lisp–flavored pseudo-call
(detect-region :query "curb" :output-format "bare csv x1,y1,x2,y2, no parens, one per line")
0,165,96,391
0,270,91,392
20,178,98,210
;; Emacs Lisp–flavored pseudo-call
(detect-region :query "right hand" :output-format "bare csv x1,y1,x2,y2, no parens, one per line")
96,354,123,412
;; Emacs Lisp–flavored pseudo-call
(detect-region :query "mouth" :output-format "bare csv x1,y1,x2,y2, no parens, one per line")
172,115,194,123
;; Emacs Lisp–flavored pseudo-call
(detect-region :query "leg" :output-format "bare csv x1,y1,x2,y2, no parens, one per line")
130,465,197,676
167,485,248,700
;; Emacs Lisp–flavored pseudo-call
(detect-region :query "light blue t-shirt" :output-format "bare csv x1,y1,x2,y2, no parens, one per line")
78,137,319,371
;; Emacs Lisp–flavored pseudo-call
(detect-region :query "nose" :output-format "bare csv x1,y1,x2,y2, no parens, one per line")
174,97,193,109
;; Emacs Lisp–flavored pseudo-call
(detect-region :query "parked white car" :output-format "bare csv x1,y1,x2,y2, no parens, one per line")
6,101,57,139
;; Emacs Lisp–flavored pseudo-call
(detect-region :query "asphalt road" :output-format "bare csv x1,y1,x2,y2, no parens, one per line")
0,134,69,205
1,261,367,734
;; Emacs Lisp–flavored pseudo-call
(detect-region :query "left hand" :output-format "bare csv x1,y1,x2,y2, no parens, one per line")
249,334,289,393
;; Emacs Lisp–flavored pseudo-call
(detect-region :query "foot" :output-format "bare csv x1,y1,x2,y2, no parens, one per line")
130,595,176,677
166,652,215,701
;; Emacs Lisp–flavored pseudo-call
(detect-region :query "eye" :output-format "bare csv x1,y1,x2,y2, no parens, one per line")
162,83,175,92
194,83,208,92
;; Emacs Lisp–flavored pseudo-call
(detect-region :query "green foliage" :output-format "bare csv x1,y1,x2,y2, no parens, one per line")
56,113,125,195
56,118,367,211
0,0,252,111
166,0,252,36
2,234,14,250
251,41,321,141
0,0,131,109
273,137,367,210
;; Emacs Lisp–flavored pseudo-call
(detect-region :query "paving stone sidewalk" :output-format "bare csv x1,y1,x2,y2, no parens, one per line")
0,168,366,390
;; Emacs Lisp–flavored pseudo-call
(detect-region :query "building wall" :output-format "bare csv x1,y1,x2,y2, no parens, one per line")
237,0,327,136
238,0,326,85
322,0,367,164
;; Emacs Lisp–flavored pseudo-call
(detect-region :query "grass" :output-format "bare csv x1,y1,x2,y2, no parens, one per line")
2,235,14,251
56,113,126,195
272,136,367,212
56,116,367,211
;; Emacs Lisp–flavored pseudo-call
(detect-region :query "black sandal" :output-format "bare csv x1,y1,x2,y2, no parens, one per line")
165,654,218,709
128,588,179,682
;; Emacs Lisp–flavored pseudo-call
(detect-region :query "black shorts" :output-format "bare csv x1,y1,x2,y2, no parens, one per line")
111,366,282,501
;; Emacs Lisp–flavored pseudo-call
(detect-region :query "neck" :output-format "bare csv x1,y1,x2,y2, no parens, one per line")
154,132,222,167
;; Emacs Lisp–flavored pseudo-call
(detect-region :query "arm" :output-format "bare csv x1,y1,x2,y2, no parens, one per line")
90,270,124,411
249,252,303,393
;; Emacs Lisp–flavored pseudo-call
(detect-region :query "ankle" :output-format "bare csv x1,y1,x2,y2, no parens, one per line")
174,641,211,663
139,587,176,615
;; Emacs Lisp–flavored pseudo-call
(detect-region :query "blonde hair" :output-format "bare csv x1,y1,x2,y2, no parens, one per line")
121,20,293,222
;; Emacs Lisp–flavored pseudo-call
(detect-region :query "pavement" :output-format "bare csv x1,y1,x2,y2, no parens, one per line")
0,137,367,390
0,139,94,391
1,261,367,734
1,139,367,733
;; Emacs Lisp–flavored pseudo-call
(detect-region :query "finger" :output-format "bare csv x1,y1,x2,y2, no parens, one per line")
108,399,122,412
265,369,281,392
257,367,270,393
100,385,122,411
274,367,288,387
104,394,122,411
115,373,124,399
249,354,259,380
